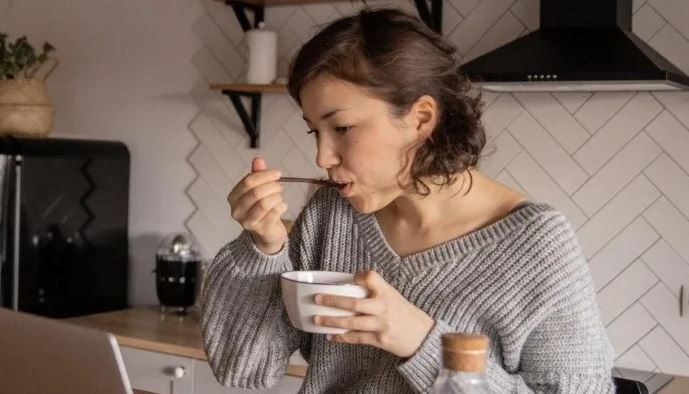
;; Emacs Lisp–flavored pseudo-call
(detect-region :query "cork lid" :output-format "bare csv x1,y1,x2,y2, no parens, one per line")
441,333,489,373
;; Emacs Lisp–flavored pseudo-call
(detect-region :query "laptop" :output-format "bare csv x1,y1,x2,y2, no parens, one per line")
0,307,134,394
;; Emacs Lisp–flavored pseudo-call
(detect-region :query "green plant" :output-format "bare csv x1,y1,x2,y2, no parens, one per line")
0,33,55,80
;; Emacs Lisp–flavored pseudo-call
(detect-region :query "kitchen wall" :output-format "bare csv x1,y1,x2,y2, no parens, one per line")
2,0,688,384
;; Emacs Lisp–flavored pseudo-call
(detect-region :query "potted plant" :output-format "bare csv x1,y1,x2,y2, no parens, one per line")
0,33,57,136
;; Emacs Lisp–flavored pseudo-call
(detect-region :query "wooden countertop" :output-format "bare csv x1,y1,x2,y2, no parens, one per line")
66,306,307,378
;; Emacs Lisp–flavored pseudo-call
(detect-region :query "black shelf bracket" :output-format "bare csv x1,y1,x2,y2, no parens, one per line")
222,90,262,148
225,1,265,32
414,0,443,33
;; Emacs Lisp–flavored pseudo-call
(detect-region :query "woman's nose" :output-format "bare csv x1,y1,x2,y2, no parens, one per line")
315,137,341,169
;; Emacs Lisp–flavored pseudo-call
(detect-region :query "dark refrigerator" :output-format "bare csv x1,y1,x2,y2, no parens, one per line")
0,137,129,318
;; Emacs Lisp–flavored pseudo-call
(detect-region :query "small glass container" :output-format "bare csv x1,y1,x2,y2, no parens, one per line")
430,333,490,394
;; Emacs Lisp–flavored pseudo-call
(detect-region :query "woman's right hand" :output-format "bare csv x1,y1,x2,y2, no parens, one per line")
227,156,288,255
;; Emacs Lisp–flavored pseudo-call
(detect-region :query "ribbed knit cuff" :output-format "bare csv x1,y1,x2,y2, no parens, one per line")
229,231,291,276
397,319,453,393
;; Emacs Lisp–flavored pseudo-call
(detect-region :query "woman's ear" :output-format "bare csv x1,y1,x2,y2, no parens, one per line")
410,95,438,140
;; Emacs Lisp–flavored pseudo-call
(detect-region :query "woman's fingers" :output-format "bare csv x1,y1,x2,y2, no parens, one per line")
261,201,289,224
239,193,284,230
353,270,389,296
230,181,283,220
314,315,385,332
227,169,282,206
327,331,378,346
314,294,383,315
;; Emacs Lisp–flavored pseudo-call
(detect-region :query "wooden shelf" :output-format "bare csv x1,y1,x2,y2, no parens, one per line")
210,83,287,94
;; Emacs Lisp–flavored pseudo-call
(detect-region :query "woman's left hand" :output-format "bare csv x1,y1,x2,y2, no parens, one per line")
313,270,435,358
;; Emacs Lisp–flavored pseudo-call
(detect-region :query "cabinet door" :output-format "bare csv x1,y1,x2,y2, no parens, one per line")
120,346,193,394
193,360,303,394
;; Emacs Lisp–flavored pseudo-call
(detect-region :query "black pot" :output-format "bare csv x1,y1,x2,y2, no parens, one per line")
154,234,202,309
155,257,200,308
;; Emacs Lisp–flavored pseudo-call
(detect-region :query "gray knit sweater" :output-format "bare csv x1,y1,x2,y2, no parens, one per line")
201,186,615,393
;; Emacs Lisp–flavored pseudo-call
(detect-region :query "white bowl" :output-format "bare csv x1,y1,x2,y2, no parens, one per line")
280,271,368,334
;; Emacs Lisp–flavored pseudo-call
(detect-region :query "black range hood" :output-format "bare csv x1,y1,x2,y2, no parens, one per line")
460,0,689,92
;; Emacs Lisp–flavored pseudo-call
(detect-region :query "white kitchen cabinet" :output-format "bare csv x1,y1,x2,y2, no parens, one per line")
121,346,303,394
121,346,194,394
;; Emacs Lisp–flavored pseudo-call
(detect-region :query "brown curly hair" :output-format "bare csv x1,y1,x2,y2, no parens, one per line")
287,7,486,196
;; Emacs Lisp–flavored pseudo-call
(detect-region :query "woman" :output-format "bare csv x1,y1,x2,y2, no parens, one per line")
201,8,615,394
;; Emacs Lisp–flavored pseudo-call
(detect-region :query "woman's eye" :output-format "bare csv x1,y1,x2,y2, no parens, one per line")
335,126,353,133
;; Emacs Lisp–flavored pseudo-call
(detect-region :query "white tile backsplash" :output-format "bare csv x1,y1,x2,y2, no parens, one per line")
450,0,513,54
598,260,658,326
463,11,524,62
616,346,657,381
649,24,689,75
574,92,634,134
513,92,590,154
576,175,660,258
644,154,689,219
640,326,689,377
632,4,666,42
641,283,689,356
553,92,591,114
653,92,689,130
507,111,588,194
648,0,689,40
646,111,689,175
642,240,689,298
506,152,587,228
589,218,659,292
482,94,523,141
643,198,689,263
188,145,233,201
509,0,539,31
573,132,661,216
607,303,657,357
573,93,663,175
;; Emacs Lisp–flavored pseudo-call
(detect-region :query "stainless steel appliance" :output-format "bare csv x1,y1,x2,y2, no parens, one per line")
0,136,129,318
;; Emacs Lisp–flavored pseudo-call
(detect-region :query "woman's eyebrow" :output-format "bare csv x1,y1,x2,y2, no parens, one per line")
302,108,350,123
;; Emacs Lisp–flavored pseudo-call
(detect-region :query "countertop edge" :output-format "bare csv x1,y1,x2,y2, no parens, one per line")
66,307,308,379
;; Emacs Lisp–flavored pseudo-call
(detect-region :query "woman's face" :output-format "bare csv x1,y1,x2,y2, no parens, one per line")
300,74,427,214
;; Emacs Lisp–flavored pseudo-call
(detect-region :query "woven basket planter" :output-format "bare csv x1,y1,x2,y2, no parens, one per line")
0,104,54,137
0,79,54,137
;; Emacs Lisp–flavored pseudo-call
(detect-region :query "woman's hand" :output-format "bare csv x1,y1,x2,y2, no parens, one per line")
313,270,435,358
227,156,288,255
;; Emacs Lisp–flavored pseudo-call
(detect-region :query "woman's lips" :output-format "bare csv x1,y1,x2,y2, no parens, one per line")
338,182,354,197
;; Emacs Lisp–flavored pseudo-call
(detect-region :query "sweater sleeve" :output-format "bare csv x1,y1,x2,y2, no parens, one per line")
396,318,455,391
200,190,326,389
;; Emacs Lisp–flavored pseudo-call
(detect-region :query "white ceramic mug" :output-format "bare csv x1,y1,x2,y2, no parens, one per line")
281,271,368,334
